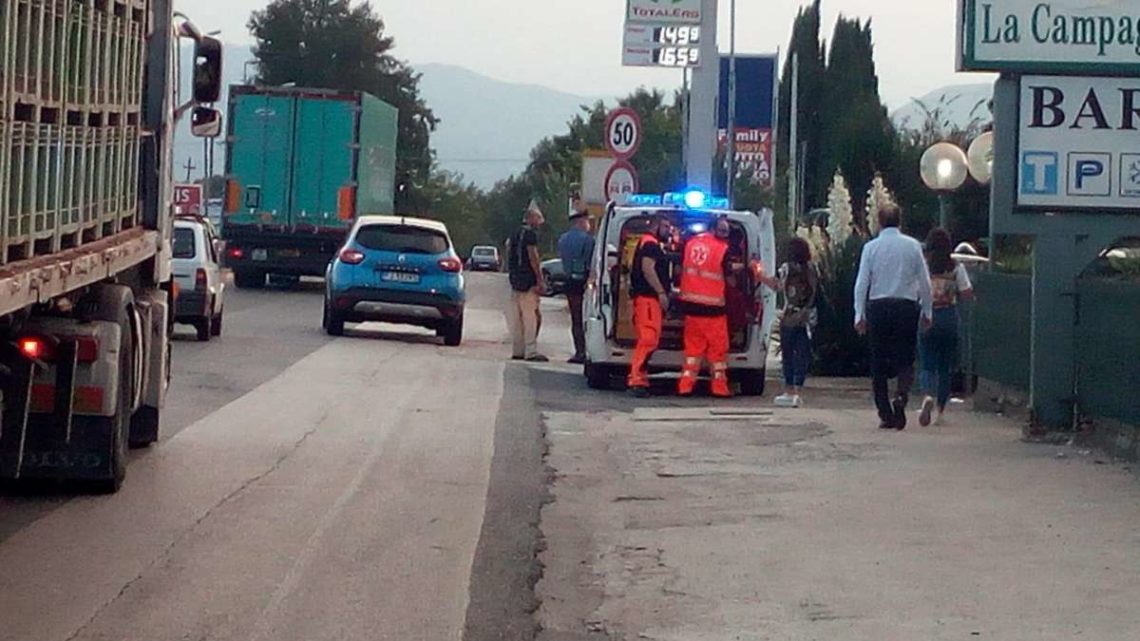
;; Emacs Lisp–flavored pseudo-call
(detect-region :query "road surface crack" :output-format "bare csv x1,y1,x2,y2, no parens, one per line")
62,412,329,641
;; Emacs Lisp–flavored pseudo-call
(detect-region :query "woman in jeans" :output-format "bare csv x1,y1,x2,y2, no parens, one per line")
761,238,818,408
918,228,974,426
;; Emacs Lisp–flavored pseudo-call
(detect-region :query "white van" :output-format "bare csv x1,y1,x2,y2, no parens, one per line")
583,196,778,395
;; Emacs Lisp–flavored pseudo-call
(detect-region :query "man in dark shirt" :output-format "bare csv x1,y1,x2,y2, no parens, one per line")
507,205,547,361
627,215,675,396
557,209,596,364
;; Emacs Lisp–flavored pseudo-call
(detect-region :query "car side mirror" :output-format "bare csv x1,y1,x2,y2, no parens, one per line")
193,35,223,103
191,107,222,138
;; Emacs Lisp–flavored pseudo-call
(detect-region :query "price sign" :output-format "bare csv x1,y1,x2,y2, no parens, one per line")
604,160,640,204
605,108,642,160
174,183,203,215
623,23,703,68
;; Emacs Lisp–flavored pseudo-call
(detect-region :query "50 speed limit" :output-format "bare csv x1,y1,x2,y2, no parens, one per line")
605,107,642,160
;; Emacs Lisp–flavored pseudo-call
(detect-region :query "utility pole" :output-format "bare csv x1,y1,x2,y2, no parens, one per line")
685,0,719,191
682,68,690,176
726,0,738,205
787,52,799,232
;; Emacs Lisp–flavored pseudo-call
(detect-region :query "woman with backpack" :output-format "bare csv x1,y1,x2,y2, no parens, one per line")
760,237,819,408
918,228,974,426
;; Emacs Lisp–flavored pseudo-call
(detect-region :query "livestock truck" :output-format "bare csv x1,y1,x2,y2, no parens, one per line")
0,1,223,492
221,86,399,288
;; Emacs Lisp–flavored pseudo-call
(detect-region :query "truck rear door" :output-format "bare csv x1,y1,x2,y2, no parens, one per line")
291,96,357,230
228,93,296,227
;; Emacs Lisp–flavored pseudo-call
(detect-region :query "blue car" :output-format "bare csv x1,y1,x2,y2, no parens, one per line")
323,216,466,345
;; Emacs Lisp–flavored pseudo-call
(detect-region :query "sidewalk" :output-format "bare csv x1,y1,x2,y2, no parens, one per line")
536,372,1140,640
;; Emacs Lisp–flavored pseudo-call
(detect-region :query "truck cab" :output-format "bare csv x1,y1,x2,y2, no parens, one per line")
583,193,778,395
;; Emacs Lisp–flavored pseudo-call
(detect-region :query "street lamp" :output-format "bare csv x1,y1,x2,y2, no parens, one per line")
967,132,995,185
920,142,969,229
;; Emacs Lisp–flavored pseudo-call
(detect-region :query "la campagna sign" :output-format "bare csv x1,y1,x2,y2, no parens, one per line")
959,0,1140,74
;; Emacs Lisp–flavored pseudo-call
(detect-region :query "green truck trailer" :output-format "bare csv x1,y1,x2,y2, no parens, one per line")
222,86,398,287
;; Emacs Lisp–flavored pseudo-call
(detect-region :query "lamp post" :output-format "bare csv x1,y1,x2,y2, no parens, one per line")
920,142,969,229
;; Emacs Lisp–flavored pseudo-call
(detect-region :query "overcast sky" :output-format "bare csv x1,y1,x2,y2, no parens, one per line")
178,0,988,108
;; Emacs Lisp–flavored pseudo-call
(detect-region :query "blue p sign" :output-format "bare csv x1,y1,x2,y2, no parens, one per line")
1067,153,1112,197
1075,160,1104,190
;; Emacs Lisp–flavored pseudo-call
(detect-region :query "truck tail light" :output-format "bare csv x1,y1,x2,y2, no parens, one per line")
195,268,208,292
18,336,53,361
18,336,99,363
337,187,356,221
438,257,463,273
339,248,365,265
224,180,241,213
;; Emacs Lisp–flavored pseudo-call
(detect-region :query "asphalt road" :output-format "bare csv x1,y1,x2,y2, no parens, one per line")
0,274,549,641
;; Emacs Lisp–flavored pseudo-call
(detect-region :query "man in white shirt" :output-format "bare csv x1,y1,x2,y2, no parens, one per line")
853,205,933,430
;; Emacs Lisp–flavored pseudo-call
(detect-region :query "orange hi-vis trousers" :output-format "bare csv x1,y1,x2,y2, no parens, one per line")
627,296,664,389
678,314,731,397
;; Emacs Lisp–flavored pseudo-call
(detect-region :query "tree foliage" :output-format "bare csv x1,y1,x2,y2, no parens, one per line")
248,0,438,210
778,0,828,214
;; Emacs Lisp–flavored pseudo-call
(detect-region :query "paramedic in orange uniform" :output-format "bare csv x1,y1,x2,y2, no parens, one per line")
627,215,675,397
678,216,735,398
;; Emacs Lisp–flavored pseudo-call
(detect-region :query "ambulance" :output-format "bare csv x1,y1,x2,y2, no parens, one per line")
582,192,778,395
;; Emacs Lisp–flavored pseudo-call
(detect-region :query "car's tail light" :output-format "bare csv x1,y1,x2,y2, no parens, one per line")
228,246,244,260
339,248,365,265
438,257,463,273
17,336,99,363
195,268,208,292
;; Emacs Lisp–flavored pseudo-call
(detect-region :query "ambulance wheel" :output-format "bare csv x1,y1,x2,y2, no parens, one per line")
736,369,766,397
585,362,616,391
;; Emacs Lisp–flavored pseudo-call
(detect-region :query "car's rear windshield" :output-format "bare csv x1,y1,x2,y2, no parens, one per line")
472,247,495,256
355,225,449,254
173,227,196,259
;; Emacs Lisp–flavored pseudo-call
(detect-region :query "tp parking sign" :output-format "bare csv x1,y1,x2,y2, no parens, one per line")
1017,75,1140,210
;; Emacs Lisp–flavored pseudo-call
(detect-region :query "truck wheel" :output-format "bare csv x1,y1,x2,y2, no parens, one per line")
736,369,766,397
129,406,160,449
82,285,136,493
440,316,463,347
323,304,345,336
234,269,265,289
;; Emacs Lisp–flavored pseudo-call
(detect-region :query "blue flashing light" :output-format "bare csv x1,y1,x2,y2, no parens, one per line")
661,191,731,210
626,194,663,206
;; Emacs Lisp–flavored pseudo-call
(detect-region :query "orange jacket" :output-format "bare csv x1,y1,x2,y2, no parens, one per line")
679,233,729,308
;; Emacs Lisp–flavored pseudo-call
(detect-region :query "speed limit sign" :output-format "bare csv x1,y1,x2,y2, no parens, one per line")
605,107,642,160
604,160,640,204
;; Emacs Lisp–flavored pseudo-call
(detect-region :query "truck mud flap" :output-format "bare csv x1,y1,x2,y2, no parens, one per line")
0,345,113,482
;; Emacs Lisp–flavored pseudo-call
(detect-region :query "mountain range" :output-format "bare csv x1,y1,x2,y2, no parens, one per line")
173,47,993,190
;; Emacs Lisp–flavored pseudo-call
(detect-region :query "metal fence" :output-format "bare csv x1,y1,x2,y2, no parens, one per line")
971,271,1032,391
1,0,147,265
1076,280,1140,425
969,270,1140,426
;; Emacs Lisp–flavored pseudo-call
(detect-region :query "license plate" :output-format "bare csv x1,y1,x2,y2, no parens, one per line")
381,272,420,284
251,249,268,261
278,249,301,258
